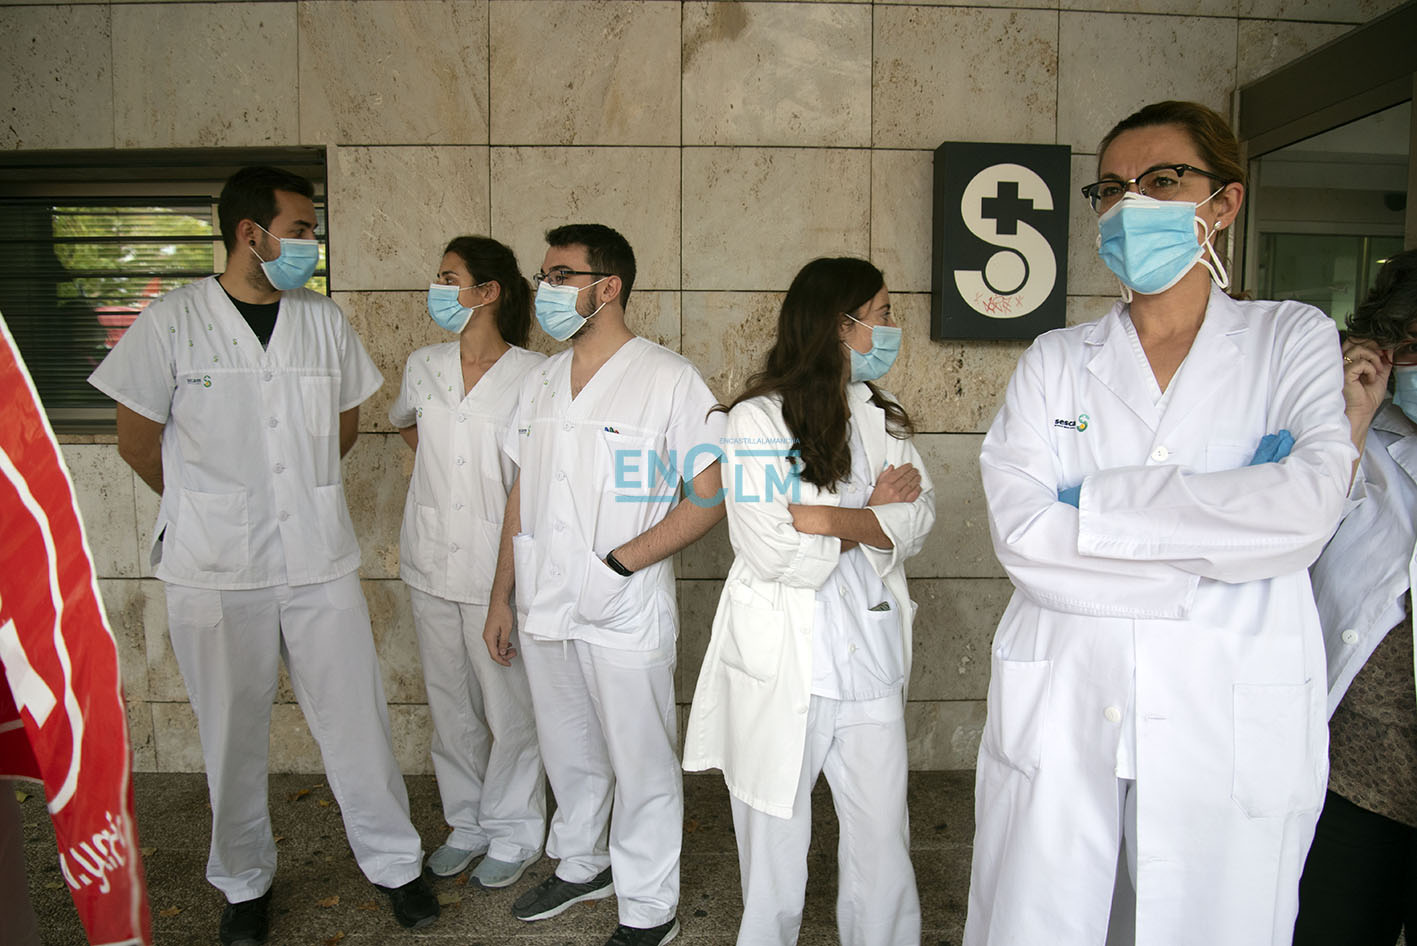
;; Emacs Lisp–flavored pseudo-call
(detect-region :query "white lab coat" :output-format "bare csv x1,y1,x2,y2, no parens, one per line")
965,286,1355,946
1311,401,1417,716
390,343,545,603
88,276,381,588
682,384,936,819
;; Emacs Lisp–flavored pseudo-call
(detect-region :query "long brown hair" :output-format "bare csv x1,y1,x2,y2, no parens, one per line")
443,235,532,347
718,257,914,490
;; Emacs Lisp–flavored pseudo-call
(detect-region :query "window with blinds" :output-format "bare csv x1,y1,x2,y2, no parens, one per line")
0,148,327,431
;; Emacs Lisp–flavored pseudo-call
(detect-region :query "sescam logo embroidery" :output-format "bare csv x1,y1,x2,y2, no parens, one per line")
184,375,213,388
1054,413,1089,431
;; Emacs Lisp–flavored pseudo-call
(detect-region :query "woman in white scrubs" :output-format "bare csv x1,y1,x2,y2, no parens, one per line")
965,101,1356,946
390,235,547,888
1295,249,1417,945
684,257,936,946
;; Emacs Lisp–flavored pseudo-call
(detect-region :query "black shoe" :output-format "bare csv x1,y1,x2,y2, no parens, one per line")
605,918,680,946
377,875,440,930
512,866,615,921
219,889,271,946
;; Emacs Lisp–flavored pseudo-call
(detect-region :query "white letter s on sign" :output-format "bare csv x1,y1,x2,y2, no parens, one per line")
953,163,1056,320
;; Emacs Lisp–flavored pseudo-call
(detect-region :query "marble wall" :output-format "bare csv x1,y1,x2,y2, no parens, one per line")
5,0,1383,772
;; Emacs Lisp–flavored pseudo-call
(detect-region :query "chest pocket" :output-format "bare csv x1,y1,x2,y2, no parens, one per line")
301,375,337,436
1204,440,1254,473
592,427,668,554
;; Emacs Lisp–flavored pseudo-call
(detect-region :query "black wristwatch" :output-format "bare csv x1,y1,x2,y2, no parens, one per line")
604,549,634,577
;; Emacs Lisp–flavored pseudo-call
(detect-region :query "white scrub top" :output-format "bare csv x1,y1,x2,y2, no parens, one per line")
503,336,725,650
389,343,545,604
88,276,382,589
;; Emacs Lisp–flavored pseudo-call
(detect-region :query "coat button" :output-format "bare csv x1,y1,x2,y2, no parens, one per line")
1341,629,1359,645
278,511,289,522
556,471,567,481
272,463,284,474
268,417,279,428
456,456,466,466
1103,706,1122,724
1150,445,1169,462
795,704,808,715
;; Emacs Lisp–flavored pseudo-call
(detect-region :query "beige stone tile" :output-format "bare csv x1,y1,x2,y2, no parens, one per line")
334,291,444,433
328,146,491,291
1236,19,1352,87
680,291,782,404
1237,0,1402,22
151,701,204,773
489,0,680,146
363,578,426,705
490,146,680,291
389,704,434,776
341,432,412,581
1067,294,1117,327
676,579,723,701
873,7,1058,150
682,149,870,291
1058,0,1234,14
99,579,152,702
135,478,161,579
907,578,1012,701
682,2,871,147
1068,155,1117,297
127,701,156,773
883,294,1027,434
267,704,323,773
299,0,489,146
877,0,1049,7
1057,12,1236,157
112,2,299,148
0,6,111,149
905,699,985,770
63,443,141,579
871,150,935,295
677,516,732,580
909,434,1003,579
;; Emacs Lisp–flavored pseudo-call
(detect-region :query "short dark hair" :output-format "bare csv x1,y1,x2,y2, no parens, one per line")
544,223,636,307
443,235,533,348
1346,248,1417,349
218,166,315,252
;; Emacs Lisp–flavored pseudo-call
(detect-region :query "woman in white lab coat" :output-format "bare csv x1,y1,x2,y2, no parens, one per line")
390,236,546,888
683,257,936,946
1295,249,1417,945
964,101,1356,946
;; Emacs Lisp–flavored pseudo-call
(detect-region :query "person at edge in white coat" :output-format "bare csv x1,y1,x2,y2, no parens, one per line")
964,100,1356,946
683,257,936,946
88,166,438,945
1294,248,1417,945
481,224,726,946
390,235,547,889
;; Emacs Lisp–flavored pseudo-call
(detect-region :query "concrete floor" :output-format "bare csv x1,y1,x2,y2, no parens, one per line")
17,771,976,945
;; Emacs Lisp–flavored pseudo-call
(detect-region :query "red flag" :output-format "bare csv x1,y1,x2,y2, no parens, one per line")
0,313,152,945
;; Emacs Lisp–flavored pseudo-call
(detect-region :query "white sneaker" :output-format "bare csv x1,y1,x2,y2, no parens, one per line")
427,842,486,878
471,851,541,889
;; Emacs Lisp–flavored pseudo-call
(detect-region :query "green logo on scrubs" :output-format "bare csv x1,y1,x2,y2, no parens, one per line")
202,376,212,388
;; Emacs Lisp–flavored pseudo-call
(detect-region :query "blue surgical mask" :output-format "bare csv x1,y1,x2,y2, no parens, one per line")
843,313,902,382
1393,366,1417,424
535,278,607,342
426,282,487,334
1096,192,1227,300
251,223,320,291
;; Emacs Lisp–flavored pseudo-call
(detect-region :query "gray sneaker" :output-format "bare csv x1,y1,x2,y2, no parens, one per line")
512,866,614,921
427,843,486,878
471,851,541,889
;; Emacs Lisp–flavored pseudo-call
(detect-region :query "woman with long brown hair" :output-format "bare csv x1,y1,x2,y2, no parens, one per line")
684,257,936,946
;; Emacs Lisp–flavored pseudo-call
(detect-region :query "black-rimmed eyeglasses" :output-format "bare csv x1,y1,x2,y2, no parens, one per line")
1080,164,1230,214
533,268,612,288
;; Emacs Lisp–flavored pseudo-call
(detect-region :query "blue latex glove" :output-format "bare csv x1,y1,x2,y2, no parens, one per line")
1248,429,1294,466
1057,484,1081,507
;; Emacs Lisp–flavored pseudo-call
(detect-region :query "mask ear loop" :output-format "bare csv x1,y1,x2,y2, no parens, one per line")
1192,186,1231,291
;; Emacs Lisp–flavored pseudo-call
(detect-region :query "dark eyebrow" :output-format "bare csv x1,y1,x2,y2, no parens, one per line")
437,269,459,279
293,217,317,231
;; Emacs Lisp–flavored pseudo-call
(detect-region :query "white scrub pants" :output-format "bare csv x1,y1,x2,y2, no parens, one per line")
166,573,424,902
408,588,545,861
518,631,680,928
731,693,920,946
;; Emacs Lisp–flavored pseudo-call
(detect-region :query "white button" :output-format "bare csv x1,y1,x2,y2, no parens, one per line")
278,511,290,522
453,502,463,511
1150,446,1169,462
455,456,466,466
263,371,273,382
272,463,284,474
1104,706,1122,724
556,471,567,481
795,704,808,715
450,543,459,553
268,417,279,428
555,521,565,532
1341,629,1360,645
838,584,847,598
563,422,574,431
550,567,561,578
457,414,466,423
848,643,857,654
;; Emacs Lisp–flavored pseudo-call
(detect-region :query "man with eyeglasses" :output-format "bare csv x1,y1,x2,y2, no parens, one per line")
88,166,437,945
482,224,725,946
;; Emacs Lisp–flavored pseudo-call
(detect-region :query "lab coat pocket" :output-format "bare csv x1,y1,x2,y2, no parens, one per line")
1205,441,1253,472
408,503,444,578
511,533,535,617
301,375,337,437
575,554,650,633
1232,681,1323,818
983,652,1052,779
310,483,358,563
721,589,787,683
169,488,250,575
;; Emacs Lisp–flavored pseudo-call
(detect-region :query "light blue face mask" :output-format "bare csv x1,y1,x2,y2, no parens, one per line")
426,282,487,334
535,278,607,342
1096,192,1227,299
251,223,320,291
843,312,902,382
1393,366,1417,424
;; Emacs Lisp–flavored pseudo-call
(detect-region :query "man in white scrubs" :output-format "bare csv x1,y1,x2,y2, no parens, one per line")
89,167,435,945
483,224,726,946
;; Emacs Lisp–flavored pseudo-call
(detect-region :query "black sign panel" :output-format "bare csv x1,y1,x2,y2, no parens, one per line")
931,142,1071,340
